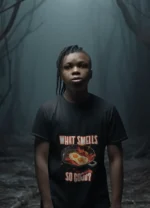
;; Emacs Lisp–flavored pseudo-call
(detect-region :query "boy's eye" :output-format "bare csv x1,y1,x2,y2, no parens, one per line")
63,62,88,70
64,64,72,70
78,63,88,68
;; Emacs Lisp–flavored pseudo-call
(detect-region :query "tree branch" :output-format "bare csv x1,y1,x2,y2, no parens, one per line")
126,1,150,19
116,0,150,46
0,35,12,108
0,0,23,42
0,0,45,60
0,0,26,14
0,0,45,107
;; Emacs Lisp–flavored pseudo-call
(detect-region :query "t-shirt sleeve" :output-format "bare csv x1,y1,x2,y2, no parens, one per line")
106,106,128,145
32,105,51,142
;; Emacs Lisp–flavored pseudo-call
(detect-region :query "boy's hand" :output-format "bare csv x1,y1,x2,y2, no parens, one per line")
43,201,54,208
111,204,122,208
43,204,53,208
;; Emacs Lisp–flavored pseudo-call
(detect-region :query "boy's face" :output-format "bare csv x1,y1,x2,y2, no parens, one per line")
60,52,92,91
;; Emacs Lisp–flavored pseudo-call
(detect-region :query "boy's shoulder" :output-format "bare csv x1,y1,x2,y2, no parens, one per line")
91,93,114,111
40,93,115,113
40,96,59,111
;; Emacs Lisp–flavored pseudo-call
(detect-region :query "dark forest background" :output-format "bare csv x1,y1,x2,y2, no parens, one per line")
0,0,150,159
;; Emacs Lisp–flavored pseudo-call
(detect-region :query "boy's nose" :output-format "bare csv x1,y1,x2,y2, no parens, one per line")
72,67,80,74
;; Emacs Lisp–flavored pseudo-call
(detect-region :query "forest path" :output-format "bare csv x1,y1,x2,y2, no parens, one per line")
0,142,150,208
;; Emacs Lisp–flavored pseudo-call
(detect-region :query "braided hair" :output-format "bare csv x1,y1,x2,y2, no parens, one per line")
56,45,92,95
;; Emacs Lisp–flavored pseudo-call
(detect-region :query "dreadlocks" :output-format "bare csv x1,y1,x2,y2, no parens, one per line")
56,45,92,95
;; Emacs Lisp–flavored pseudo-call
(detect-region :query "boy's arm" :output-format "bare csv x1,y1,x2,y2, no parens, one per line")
107,143,123,208
34,137,53,208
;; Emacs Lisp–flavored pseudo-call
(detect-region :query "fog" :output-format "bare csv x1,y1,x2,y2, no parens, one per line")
0,0,150,207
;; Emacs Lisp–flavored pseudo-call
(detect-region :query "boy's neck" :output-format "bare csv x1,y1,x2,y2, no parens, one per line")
63,88,89,103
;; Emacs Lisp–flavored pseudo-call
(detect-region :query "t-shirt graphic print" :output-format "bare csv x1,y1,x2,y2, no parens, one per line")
60,134,98,183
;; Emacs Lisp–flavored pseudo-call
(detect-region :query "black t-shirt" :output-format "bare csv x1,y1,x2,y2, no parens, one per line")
32,93,128,208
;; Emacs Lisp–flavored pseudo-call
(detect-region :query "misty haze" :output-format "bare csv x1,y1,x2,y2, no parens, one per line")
0,0,150,207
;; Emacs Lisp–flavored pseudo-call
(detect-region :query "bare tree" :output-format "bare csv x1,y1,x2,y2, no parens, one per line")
0,0,45,108
0,0,46,155
116,0,150,158
116,0,150,47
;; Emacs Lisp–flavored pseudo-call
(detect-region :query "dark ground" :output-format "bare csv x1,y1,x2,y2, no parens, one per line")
0,136,150,208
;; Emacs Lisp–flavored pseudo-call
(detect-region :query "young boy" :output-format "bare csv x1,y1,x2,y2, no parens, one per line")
32,45,128,208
